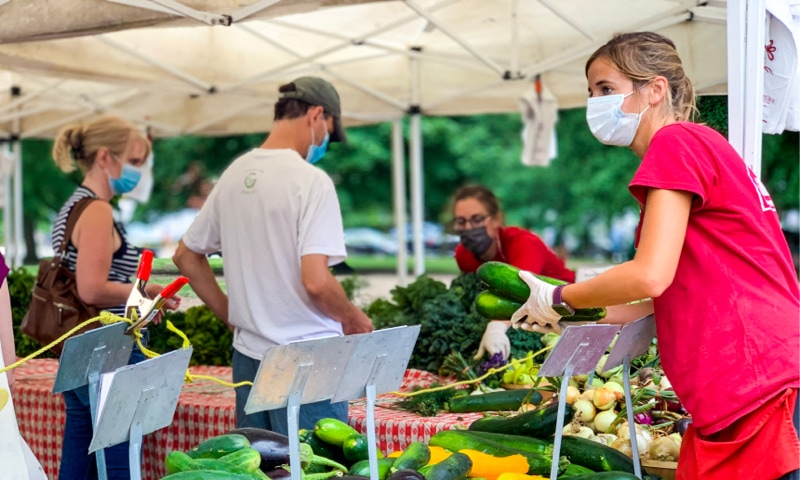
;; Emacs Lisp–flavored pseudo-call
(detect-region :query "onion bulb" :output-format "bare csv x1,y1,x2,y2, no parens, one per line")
616,421,653,453
596,433,618,446
565,385,580,405
592,388,617,411
601,381,625,396
647,436,681,461
580,389,596,402
593,409,618,434
563,425,595,439
611,438,633,458
573,399,597,423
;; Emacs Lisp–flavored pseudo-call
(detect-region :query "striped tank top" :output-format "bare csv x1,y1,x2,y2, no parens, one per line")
51,186,141,316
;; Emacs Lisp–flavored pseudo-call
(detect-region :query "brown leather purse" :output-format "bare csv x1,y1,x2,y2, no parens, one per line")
21,197,103,355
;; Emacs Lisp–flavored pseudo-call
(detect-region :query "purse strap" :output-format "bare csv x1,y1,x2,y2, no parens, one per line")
55,197,99,263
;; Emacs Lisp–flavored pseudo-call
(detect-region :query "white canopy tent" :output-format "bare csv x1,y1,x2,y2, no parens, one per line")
0,0,777,282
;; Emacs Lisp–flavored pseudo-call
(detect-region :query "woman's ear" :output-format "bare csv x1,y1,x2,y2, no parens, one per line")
95,147,113,168
647,76,669,107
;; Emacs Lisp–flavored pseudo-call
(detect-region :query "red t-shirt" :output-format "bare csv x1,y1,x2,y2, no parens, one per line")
630,122,800,435
454,226,575,282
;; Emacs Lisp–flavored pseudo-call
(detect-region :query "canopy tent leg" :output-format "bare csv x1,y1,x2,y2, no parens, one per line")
409,54,425,277
727,0,766,177
12,137,23,267
392,119,408,286
2,144,13,265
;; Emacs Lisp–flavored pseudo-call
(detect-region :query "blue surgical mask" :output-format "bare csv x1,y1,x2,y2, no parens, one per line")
107,163,143,195
306,123,330,165
586,86,650,147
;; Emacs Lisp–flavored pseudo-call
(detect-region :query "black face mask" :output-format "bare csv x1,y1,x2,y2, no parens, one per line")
459,226,494,257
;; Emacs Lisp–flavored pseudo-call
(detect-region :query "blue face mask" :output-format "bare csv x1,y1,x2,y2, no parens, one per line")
306,123,330,165
108,162,143,195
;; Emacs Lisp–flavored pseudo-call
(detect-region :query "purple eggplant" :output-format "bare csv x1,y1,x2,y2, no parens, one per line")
227,427,290,473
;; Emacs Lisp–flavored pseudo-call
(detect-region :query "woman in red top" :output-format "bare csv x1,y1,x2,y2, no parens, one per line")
511,32,799,479
452,185,574,360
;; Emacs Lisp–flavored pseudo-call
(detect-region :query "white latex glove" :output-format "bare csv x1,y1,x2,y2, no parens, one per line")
474,321,511,360
509,270,562,331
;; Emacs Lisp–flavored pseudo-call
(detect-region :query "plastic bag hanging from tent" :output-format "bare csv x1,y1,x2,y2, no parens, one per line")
519,76,558,167
763,0,800,133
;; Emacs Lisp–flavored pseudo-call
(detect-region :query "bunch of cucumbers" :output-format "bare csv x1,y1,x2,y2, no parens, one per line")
475,262,606,322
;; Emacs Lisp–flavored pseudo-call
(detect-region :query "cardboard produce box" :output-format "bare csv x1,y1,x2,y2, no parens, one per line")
642,460,678,480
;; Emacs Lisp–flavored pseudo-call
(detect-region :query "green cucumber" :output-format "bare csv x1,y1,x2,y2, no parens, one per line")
476,262,606,319
560,463,596,476
187,434,251,459
391,441,431,472
474,291,524,320
186,458,264,478
468,401,573,438
427,430,563,476
165,450,195,474
455,431,549,455
342,433,383,463
299,428,348,465
422,451,472,480
549,435,637,474
447,388,542,413
348,457,395,479
219,447,262,472
314,418,360,446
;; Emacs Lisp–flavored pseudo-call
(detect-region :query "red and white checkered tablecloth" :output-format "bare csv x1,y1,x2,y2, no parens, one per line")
13,360,480,480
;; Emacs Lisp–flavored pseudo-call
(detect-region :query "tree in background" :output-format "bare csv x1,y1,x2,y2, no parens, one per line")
10,98,799,261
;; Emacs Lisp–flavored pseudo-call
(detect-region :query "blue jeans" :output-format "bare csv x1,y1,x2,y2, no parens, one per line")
232,348,348,435
59,337,147,480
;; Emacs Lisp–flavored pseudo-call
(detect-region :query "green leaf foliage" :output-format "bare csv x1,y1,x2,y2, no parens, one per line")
148,306,233,366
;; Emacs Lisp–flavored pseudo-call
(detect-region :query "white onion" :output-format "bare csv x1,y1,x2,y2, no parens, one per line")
593,409,618,434
573,399,597,423
592,388,617,411
565,385,581,405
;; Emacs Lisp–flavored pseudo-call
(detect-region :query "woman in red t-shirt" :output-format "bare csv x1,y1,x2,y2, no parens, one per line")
510,32,799,479
451,185,574,360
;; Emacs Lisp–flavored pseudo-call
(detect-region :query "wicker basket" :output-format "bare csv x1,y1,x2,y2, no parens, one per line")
642,460,678,480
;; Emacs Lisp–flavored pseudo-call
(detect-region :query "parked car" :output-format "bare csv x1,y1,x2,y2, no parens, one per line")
388,222,459,255
343,228,398,256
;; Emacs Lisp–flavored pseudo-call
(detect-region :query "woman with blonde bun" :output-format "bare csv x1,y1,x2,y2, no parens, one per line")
51,115,180,480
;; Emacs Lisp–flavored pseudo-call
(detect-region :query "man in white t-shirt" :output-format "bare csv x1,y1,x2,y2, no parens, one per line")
173,77,374,434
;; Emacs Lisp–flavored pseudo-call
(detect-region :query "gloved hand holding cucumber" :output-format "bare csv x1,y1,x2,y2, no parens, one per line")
475,262,606,334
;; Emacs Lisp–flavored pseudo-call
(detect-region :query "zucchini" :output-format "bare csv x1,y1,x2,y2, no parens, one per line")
423,451,472,480
165,450,194,474
186,458,265,479
187,434,251,459
314,418,360,446
557,473,639,480
474,291,524,320
447,388,542,413
391,441,431,472
348,457,395,479
161,471,263,480
549,435,637,474
560,463,596,476
456,431,549,455
468,401,574,438
477,262,606,319
427,430,564,476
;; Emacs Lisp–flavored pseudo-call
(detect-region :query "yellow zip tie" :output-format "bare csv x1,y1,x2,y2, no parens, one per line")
390,345,553,397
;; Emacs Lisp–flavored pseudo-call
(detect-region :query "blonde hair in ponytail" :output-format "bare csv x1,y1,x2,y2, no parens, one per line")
52,115,150,173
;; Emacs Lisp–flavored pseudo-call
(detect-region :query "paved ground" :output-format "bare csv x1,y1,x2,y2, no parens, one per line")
175,272,457,311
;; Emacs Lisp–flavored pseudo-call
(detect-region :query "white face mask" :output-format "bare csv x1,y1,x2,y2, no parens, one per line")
586,91,650,147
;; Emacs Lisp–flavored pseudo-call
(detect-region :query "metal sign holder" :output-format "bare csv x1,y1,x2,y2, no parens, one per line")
537,323,620,480
87,347,193,480
602,314,657,479
52,322,134,480
245,326,421,480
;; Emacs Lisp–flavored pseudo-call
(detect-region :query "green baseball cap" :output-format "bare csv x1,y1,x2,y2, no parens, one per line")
279,76,346,142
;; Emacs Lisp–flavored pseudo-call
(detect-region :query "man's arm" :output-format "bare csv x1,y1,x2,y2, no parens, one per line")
301,254,373,335
172,240,230,326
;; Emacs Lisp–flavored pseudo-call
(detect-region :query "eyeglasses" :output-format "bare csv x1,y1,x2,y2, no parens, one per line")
452,214,489,230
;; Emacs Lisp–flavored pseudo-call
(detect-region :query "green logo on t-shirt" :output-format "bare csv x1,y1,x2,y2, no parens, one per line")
243,170,260,193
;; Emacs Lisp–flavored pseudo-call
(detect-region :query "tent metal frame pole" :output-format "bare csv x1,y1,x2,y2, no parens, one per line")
0,80,66,117
409,56,425,277
742,0,765,177
520,10,692,78
538,0,595,40
226,0,459,92
229,0,281,22
107,0,231,25
12,109,23,267
404,0,507,78
392,119,408,286
95,36,215,93
510,0,520,74
2,145,12,264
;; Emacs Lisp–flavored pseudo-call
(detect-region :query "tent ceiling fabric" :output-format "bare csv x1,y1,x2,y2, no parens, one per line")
0,0,728,139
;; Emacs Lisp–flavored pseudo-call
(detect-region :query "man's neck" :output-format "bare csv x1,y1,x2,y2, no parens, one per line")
261,120,307,156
